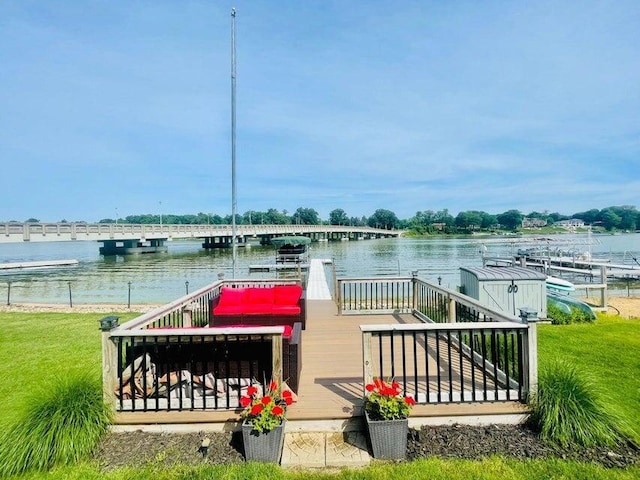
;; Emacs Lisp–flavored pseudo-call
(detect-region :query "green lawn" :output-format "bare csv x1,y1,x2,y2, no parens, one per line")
1,311,638,479
537,314,640,442
0,312,139,427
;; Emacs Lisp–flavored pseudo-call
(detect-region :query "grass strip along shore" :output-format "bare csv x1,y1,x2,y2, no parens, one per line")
0,310,638,479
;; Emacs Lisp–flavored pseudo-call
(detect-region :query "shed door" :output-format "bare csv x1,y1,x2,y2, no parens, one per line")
482,280,544,317
480,281,518,315
513,280,546,318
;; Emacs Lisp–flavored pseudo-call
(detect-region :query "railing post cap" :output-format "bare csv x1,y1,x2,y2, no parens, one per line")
519,307,538,323
99,315,120,331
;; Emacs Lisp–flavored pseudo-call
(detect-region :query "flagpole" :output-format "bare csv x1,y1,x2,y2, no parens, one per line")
230,8,237,278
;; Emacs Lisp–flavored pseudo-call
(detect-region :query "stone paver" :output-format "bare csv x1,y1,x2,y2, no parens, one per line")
325,431,370,467
281,431,370,468
281,432,326,468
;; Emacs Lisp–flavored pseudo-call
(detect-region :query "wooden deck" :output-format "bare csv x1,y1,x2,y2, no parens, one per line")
287,300,526,424
115,298,527,427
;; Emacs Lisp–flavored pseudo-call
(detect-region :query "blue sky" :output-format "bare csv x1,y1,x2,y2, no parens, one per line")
1,1,638,223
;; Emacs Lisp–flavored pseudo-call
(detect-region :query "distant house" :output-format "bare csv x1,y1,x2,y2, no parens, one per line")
555,219,585,229
521,218,547,229
432,223,447,231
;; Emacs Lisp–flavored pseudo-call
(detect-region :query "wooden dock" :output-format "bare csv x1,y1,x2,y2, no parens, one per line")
0,259,79,270
306,259,333,300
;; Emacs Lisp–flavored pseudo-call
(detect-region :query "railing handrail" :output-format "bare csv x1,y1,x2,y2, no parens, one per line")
115,281,223,331
338,275,523,324
339,276,411,283
111,325,286,337
116,278,303,332
360,321,526,333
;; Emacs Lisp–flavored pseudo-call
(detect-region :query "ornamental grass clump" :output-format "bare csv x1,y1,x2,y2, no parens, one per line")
364,378,416,421
0,372,112,477
240,381,294,433
527,360,622,448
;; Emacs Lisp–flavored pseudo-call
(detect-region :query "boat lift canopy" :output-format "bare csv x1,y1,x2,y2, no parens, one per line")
270,236,312,247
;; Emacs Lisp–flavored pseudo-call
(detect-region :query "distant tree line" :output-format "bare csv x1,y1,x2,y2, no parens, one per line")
11,205,639,233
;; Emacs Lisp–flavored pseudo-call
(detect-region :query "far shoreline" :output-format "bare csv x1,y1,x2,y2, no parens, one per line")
1,297,638,319
0,303,162,314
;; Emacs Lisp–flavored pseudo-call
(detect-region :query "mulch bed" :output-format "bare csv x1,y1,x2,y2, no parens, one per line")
94,424,639,471
407,424,639,468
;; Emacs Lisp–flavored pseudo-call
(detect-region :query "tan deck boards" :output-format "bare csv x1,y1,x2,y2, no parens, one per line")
287,300,411,420
287,300,523,421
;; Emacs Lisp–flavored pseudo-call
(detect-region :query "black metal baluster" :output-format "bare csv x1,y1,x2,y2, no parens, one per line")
424,331,431,403
446,330,453,402
435,331,442,403
481,330,488,401
458,330,465,402
470,330,476,402
390,331,396,379
502,330,509,400
412,331,419,401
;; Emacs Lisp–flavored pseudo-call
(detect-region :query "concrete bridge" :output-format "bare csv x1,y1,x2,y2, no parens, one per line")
0,222,401,254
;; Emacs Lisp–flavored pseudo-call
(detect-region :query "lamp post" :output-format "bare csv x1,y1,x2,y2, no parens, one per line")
115,207,118,225
159,201,163,228
230,7,238,278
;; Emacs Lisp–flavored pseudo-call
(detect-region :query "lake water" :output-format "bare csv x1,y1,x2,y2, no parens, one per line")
0,233,637,305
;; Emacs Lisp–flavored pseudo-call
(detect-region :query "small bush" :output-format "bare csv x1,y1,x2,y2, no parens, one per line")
527,360,622,448
0,372,112,476
547,300,595,325
547,302,572,325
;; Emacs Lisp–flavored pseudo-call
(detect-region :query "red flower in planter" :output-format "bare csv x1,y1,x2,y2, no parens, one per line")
250,404,263,416
364,378,415,421
240,380,294,434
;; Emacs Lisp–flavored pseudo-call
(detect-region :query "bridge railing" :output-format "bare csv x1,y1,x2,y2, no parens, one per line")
0,222,401,243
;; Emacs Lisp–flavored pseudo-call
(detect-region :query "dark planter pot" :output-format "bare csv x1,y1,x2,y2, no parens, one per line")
365,411,408,460
241,420,286,463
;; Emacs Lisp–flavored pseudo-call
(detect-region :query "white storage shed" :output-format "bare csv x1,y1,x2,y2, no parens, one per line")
460,266,547,318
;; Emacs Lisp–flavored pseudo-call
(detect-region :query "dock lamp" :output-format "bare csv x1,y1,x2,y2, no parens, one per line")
99,316,120,331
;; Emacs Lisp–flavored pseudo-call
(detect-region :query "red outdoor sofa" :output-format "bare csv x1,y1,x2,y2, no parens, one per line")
209,284,306,392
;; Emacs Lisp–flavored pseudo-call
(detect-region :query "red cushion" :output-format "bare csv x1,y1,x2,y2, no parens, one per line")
243,304,274,315
272,305,301,315
282,325,293,338
273,285,303,305
218,287,247,306
213,305,246,316
247,287,275,304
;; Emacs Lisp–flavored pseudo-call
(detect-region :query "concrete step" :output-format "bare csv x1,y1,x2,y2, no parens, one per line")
281,431,370,468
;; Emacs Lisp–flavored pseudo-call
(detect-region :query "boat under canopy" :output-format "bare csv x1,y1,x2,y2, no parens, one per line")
271,236,311,264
